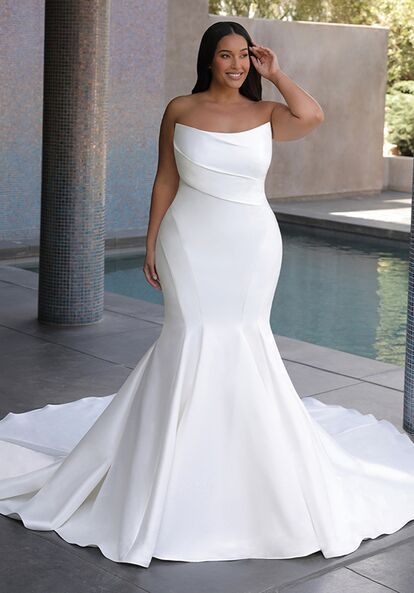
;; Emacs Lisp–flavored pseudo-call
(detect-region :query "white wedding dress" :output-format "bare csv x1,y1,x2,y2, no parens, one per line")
1,120,414,569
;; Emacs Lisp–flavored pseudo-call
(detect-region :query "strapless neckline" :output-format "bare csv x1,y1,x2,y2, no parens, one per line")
173,117,273,205
175,121,271,135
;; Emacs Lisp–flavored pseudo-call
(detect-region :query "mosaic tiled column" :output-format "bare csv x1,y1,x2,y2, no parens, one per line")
403,160,414,433
37,0,110,325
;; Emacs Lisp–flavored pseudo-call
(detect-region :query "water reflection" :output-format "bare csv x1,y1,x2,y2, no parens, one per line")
271,222,408,366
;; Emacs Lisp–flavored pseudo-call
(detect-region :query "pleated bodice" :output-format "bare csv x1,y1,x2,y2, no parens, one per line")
173,121,273,205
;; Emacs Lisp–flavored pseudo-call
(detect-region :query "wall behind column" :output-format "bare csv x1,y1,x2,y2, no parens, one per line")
0,0,44,242
0,0,173,241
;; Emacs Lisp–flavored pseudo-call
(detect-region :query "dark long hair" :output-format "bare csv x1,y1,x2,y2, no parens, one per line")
191,21,262,101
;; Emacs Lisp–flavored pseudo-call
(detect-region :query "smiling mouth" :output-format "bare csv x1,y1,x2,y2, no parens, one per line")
226,72,244,79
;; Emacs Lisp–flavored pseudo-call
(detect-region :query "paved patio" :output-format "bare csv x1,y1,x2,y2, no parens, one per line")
1,252,414,592
268,188,412,242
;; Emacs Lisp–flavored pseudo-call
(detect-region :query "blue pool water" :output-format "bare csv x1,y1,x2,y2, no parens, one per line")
20,223,409,366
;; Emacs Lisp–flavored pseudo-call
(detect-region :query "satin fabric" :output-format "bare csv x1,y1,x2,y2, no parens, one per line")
1,121,414,568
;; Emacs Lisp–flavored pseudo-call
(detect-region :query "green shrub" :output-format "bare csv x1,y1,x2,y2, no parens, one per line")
385,81,414,156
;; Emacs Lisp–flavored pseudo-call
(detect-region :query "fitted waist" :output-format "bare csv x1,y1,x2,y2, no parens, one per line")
174,149,267,206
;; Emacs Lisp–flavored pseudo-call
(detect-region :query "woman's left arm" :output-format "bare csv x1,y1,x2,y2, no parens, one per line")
250,42,325,141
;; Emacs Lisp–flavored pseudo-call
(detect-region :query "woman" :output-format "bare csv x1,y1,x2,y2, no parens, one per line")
1,21,414,569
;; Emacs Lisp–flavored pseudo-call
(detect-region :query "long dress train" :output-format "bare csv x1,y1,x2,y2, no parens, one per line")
1,120,414,568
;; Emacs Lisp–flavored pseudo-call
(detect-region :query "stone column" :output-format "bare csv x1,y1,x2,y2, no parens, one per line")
38,0,110,325
404,161,414,433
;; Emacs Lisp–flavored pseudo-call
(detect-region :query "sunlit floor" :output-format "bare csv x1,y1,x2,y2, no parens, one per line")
269,189,411,235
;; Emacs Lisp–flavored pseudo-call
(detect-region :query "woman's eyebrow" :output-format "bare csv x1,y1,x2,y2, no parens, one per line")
218,47,249,52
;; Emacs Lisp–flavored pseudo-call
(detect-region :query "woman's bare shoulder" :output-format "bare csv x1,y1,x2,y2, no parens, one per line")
164,94,201,121
256,100,283,117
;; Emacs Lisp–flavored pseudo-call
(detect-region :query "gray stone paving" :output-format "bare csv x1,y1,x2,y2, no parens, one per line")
1,263,414,592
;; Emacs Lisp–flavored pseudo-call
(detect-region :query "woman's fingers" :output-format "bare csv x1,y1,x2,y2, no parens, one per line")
143,262,162,291
251,44,271,57
250,46,269,64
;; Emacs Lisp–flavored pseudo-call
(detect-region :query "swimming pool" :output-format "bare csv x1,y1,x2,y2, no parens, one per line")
18,222,409,367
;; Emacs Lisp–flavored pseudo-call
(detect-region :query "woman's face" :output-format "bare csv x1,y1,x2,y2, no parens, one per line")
210,34,251,87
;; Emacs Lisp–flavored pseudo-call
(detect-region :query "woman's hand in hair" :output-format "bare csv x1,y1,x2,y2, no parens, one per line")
249,42,280,80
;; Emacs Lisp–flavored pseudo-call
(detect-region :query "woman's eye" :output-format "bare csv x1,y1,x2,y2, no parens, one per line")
221,54,249,58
